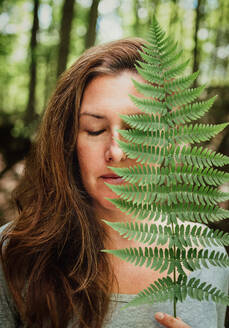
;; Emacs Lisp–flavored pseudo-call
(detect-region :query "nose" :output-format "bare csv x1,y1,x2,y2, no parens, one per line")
105,131,126,163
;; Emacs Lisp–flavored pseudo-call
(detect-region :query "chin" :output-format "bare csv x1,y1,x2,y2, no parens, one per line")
93,195,121,214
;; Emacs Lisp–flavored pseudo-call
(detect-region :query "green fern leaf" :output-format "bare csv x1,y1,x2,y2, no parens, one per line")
168,96,217,125
103,247,185,274
164,71,199,93
103,220,229,249
105,199,169,222
135,64,163,83
159,35,176,52
139,51,160,66
124,277,176,307
172,123,229,144
129,95,167,115
106,183,229,206
132,79,165,99
109,164,229,187
103,220,172,247
133,64,164,86
115,140,165,164
166,144,229,168
108,165,163,186
166,85,205,109
103,15,229,317
116,140,229,168
168,203,229,224
118,129,167,147
164,59,190,79
161,49,183,70
124,276,229,308
167,164,229,187
185,277,229,304
183,248,229,270
160,40,178,62
119,114,167,132
107,199,229,227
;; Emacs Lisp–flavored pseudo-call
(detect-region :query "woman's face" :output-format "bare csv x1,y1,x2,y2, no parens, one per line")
77,71,143,216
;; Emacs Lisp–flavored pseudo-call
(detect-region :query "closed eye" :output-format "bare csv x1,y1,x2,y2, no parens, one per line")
87,129,106,136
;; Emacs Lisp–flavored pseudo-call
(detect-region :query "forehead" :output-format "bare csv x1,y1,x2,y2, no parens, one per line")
79,71,144,117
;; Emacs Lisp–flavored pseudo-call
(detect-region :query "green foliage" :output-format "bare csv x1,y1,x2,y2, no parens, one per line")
103,16,229,316
124,275,229,307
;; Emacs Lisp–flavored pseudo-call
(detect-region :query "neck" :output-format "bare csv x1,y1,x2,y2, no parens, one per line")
93,202,135,249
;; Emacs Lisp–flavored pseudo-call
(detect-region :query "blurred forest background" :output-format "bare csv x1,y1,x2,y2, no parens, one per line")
0,0,228,324
0,0,229,224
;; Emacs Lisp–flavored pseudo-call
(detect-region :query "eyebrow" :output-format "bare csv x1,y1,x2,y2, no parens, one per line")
79,112,105,119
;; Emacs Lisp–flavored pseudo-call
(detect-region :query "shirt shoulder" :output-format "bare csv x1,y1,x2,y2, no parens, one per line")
0,222,21,327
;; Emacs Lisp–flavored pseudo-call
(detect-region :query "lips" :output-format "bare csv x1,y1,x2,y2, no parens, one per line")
101,173,125,184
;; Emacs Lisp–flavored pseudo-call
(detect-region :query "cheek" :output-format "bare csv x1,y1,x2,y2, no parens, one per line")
76,138,105,175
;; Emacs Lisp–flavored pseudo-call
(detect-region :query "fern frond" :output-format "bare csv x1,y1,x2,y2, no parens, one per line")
103,15,229,316
132,64,164,84
107,198,229,225
139,51,160,66
150,20,166,40
106,183,229,206
106,199,164,222
160,40,178,62
184,276,229,304
168,96,217,125
165,185,229,206
166,144,229,168
166,85,205,109
118,129,167,147
103,220,229,249
103,247,183,274
125,276,229,307
116,140,229,168
164,71,199,93
141,44,161,60
125,277,176,307
173,203,229,224
148,19,166,49
104,246,229,275
161,49,183,70
115,140,164,164
132,79,165,99
108,165,163,186
187,225,229,248
136,64,163,84
109,164,229,187
172,123,229,144
182,248,229,270
103,220,170,247
166,164,229,187
119,114,167,132
129,95,167,115
163,59,190,79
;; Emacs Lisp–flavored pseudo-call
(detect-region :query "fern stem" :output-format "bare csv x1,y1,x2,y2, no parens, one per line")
172,223,177,318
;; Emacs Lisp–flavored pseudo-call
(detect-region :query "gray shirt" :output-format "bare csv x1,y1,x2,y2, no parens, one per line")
0,224,228,328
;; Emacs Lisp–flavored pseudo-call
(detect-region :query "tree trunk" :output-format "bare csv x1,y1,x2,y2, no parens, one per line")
56,0,75,77
133,0,140,36
210,0,226,78
24,0,40,124
169,0,178,30
85,0,100,49
192,0,202,78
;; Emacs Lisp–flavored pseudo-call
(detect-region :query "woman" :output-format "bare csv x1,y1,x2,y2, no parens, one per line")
0,38,228,328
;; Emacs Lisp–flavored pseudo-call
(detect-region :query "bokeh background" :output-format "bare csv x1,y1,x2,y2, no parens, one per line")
0,0,229,322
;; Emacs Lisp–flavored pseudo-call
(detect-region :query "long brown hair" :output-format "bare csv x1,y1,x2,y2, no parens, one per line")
0,38,144,328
